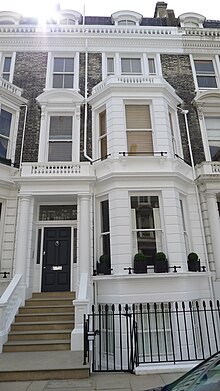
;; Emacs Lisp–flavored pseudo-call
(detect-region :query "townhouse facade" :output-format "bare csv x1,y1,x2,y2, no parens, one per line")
0,2,220,359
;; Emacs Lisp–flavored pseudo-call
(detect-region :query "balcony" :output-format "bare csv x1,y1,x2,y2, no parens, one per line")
91,74,175,96
20,162,94,178
196,161,220,179
0,76,22,97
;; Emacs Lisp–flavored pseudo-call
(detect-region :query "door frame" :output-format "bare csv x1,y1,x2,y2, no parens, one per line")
35,222,77,292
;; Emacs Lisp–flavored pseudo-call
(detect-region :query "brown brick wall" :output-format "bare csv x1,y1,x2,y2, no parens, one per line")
13,52,48,165
161,54,205,165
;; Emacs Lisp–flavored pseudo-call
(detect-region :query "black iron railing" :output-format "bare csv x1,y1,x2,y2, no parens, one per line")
119,151,167,157
0,271,10,278
84,300,220,372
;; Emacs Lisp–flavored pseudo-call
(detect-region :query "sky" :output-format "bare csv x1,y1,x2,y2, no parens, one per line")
1,0,220,21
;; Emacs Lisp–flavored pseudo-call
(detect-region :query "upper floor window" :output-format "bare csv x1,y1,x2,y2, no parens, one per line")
204,116,220,161
194,60,217,89
48,116,73,161
125,105,153,156
0,108,12,160
99,110,107,160
118,20,136,25
60,18,75,25
0,53,15,83
107,58,114,76
121,58,141,74
2,57,12,81
104,54,157,79
52,57,74,88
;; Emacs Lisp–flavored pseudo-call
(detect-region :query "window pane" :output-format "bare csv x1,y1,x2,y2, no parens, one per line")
64,58,74,72
101,137,107,159
52,74,63,88
99,111,106,136
3,57,11,72
210,145,220,161
53,58,64,72
49,116,72,139
197,76,217,88
0,109,12,137
48,141,72,161
125,105,151,129
148,58,156,74
127,131,153,155
0,137,8,158
131,59,141,73
131,196,160,229
64,74,74,88
101,200,109,233
39,205,77,221
121,58,130,73
194,60,215,73
107,58,114,74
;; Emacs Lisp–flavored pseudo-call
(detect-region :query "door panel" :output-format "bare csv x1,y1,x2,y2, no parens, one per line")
42,227,71,292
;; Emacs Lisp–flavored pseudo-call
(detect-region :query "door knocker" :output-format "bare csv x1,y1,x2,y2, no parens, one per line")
55,241,60,247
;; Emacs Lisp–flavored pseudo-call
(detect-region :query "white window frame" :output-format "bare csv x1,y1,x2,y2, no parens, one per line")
45,52,79,90
0,52,16,83
130,193,164,257
168,107,183,158
102,53,158,79
190,55,220,90
48,115,74,162
0,103,18,162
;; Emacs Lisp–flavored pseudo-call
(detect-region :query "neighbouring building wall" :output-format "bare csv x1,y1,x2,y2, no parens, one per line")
13,52,48,165
161,54,205,165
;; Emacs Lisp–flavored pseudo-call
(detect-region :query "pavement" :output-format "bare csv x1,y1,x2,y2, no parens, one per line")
0,371,183,391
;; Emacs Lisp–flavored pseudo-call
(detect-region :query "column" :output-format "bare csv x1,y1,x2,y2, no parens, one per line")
14,195,32,283
206,193,220,279
78,195,91,274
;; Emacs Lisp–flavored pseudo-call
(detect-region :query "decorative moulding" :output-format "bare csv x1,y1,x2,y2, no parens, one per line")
179,12,205,28
58,9,82,25
0,11,22,25
111,10,143,26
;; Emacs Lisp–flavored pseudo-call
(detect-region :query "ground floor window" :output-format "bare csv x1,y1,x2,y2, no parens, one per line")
130,195,163,264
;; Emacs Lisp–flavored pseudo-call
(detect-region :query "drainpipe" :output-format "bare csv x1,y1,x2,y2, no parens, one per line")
177,107,215,301
83,39,93,163
19,104,28,168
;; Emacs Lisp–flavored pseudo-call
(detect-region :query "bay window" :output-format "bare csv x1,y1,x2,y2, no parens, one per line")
121,58,141,74
204,116,220,161
131,195,163,264
100,199,110,260
0,108,12,160
126,105,153,155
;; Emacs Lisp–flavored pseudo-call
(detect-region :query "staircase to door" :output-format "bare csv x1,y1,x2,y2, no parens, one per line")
0,291,90,381
3,291,75,352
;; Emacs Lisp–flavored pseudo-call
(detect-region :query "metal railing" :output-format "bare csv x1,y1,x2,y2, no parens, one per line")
84,300,220,372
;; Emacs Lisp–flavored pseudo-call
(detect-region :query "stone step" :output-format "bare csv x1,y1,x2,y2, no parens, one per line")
3,339,71,353
8,330,71,341
11,320,74,332
0,351,89,381
19,305,73,314
15,312,74,322
25,298,73,306
32,292,75,299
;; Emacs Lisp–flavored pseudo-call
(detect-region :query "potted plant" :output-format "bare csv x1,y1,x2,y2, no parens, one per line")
134,252,147,274
154,252,168,273
187,252,200,272
96,254,111,275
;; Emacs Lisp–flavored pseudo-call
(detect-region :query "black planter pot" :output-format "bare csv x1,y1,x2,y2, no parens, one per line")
154,259,168,273
134,259,148,274
187,259,200,272
96,261,111,275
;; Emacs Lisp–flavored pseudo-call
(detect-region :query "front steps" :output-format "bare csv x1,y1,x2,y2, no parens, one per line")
3,291,75,353
0,291,90,381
